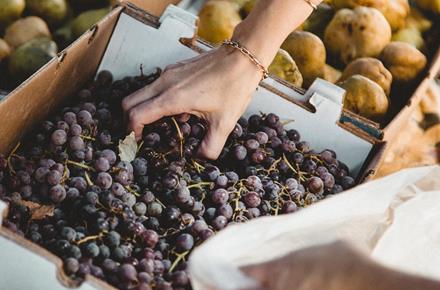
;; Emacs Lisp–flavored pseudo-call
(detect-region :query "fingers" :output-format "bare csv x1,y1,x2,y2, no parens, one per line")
127,92,185,140
197,119,235,160
122,79,162,113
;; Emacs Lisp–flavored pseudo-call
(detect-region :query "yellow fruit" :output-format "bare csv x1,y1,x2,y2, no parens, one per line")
0,0,25,28
383,0,410,31
339,57,392,95
8,37,58,83
380,41,427,82
406,8,432,32
281,31,326,88
71,8,109,38
198,1,241,44
268,49,303,87
415,0,440,14
26,0,68,24
242,0,256,16
0,38,11,62
323,64,342,84
339,74,389,120
332,0,388,11
392,27,424,50
324,7,391,64
4,17,51,49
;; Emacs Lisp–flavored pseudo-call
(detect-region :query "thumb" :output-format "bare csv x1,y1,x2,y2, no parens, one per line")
197,120,234,160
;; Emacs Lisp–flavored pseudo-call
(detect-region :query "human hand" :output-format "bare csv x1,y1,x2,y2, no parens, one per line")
122,45,262,159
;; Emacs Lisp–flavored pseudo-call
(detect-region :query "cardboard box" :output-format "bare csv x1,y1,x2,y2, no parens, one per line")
0,3,384,290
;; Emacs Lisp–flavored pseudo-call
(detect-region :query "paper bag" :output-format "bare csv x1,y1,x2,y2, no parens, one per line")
188,166,440,290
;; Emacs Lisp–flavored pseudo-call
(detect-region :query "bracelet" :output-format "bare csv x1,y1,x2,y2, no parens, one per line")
304,0,317,10
222,40,269,80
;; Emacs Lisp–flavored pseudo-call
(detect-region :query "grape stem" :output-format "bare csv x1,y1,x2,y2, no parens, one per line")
168,250,189,273
75,232,106,245
7,142,21,175
191,160,205,174
125,185,140,197
80,135,96,141
187,182,213,190
171,117,184,158
84,171,94,186
67,160,96,172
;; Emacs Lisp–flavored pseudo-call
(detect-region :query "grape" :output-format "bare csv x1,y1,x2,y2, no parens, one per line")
60,227,76,242
174,186,190,204
270,136,282,148
231,123,243,138
46,170,62,186
147,202,162,217
51,129,67,146
322,173,335,189
162,173,179,189
281,140,296,153
233,145,247,160
176,234,194,252
69,136,85,151
96,172,112,189
245,139,260,151
211,188,229,205
191,220,208,236
119,264,137,282
115,169,130,186
69,177,87,193
190,123,205,138
255,131,269,145
77,110,93,126
85,191,99,205
99,130,112,145
122,192,136,207
243,191,261,208
217,203,233,219
341,176,355,189
144,132,160,147
69,245,82,259
307,177,324,194
133,202,147,216
132,157,148,176
105,231,120,248
63,112,77,125
50,185,66,203
141,230,159,248
246,207,261,219
204,165,220,181
212,215,228,230
251,150,266,164
95,157,110,172
64,258,79,275
170,271,189,287
57,121,70,131
83,242,100,258
111,182,126,197
99,245,111,259
287,129,300,142
282,201,298,213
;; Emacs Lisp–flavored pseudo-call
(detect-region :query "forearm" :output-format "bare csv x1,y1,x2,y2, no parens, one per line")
232,0,322,67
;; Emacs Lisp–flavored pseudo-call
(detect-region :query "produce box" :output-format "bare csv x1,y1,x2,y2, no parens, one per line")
175,0,440,143
0,2,385,290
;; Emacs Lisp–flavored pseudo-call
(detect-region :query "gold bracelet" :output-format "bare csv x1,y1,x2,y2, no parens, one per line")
222,40,269,80
304,0,318,10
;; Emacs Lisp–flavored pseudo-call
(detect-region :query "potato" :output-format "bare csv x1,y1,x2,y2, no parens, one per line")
338,74,389,120
4,16,51,49
303,3,335,38
198,1,242,44
281,31,326,87
332,0,388,11
415,0,440,14
383,0,410,31
323,64,342,84
380,41,427,82
324,7,391,64
392,27,424,50
268,49,303,87
339,57,392,95
0,38,11,62
406,7,432,32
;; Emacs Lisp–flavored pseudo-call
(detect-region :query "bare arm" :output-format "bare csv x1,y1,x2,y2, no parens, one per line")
122,0,321,159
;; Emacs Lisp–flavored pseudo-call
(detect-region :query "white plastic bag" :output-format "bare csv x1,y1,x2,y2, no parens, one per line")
189,166,440,290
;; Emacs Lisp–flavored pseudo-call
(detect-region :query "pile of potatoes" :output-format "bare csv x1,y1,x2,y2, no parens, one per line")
197,0,439,122
0,0,113,88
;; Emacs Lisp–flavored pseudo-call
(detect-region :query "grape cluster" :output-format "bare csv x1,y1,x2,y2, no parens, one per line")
0,70,355,290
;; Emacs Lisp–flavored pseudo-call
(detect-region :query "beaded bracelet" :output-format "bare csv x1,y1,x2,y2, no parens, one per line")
222,40,269,80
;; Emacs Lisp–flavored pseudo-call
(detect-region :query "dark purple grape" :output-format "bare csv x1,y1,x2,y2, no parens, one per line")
243,191,261,208
233,145,247,161
95,157,110,172
51,129,67,146
144,132,160,147
282,200,298,213
141,230,159,248
287,129,300,141
211,188,229,205
212,215,228,230
204,165,220,181
96,172,112,189
307,177,324,194
174,186,190,204
176,234,194,252
341,176,355,189
100,149,117,165
231,123,243,138
64,258,79,275
50,185,66,203
322,173,335,189
281,140,296,153
245,139,260,151
217,203,233,219
119,263,137,282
